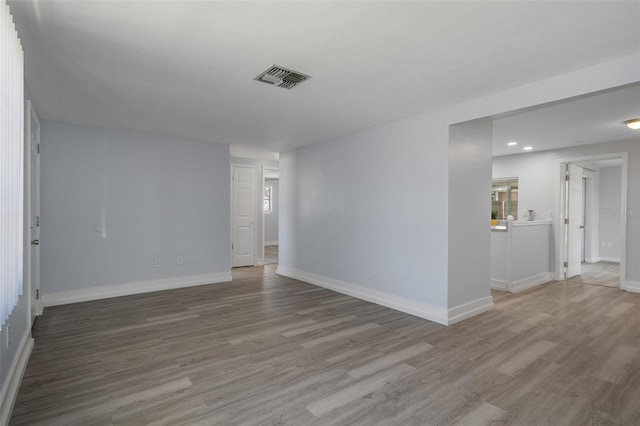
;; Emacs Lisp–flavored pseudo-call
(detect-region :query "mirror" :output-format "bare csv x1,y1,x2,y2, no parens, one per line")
492,177,518,220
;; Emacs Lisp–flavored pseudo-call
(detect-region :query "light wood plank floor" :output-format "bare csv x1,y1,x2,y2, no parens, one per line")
264,245,279,265
568,261,620,288
11,265,640,425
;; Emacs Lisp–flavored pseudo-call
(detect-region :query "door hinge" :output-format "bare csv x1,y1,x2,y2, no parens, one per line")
564,218,569,225
564,261,568,268
36,289,39,300
565,174,570,181
36,216,40,227
232,244,234,250
37,143,40,154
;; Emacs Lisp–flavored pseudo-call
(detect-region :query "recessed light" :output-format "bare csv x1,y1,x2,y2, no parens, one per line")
523,146,533,151
507,141,518,146
624,118,640,130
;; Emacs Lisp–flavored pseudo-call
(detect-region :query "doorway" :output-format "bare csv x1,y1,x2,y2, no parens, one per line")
555,153,627,289
262,167,279,265
26,100,41,324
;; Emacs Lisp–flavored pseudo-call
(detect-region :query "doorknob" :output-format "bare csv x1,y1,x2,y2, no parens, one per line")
31,239,39,245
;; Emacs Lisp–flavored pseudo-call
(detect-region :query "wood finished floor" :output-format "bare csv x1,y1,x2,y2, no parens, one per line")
568,261,620,288
11,265,640,425
263,246,279,265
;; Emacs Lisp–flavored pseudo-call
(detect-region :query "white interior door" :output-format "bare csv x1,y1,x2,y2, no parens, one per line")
27,102,41,322
232,165,256,267
566,164,583,278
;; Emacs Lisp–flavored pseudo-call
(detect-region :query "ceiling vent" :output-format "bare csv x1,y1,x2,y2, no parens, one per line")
254,65,311,90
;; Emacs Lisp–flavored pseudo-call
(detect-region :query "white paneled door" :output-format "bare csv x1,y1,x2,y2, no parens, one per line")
566,164,583,278
232,165,256,267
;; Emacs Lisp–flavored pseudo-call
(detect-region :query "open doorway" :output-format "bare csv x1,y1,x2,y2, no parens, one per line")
262,167,279,265
26,100,42,323
555,153,627,289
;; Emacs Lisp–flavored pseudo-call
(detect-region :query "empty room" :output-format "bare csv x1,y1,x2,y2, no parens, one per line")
1,1,640,425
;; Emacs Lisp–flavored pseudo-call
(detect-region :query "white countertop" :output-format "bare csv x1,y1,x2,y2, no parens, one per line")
511,220,552,227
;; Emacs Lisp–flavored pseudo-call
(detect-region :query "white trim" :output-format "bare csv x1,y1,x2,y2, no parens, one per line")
511,220,552,227
598,257,621,263
42,272,232,307
555,152,628,285
277,266,493,325
447,296,494,325
585,257,601,264
0,331,34,426
511,272,553,293
265,241,279,246
623,280,640,293
490,279,508,291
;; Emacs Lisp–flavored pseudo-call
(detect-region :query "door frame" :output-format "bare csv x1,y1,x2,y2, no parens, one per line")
230,163,258,267
554,152,628,288
25,100,42,322
581,176,587,264
261,166,280,265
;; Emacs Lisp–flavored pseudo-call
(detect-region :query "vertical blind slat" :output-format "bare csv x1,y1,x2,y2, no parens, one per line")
0,0,24,330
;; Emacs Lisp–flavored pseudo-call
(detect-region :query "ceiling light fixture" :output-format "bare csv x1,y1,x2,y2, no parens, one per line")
523,146,533,151
624,118,640,130
507,141,518,146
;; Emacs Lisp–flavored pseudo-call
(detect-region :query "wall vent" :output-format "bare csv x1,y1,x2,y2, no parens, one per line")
254,65,311,90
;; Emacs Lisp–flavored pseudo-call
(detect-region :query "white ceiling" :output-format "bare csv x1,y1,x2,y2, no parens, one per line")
8,1,640,152
493,84,640,157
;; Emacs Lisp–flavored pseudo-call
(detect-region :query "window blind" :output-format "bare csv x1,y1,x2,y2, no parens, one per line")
0,0,24,330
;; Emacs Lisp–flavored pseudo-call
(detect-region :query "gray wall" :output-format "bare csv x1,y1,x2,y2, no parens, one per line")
280,112,450,308
40,121,231,295
599,166,622,261
448,119,493,307
280,55,638,316
265,179,279,243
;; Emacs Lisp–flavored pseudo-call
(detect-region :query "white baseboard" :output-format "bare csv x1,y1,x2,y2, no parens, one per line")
585,257,600,263
42,272,233,307
511,272,553,293
623,280,640,293
490,279,508,291
598,257,620,263
448,296,494,325
1,331,34,426
277,266,493,326
265,241,279,246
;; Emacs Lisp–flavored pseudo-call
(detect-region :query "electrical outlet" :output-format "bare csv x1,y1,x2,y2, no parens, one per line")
176,255,183,265
154,258,161,268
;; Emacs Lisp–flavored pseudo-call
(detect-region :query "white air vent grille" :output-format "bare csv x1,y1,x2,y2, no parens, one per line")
255,65,311,90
